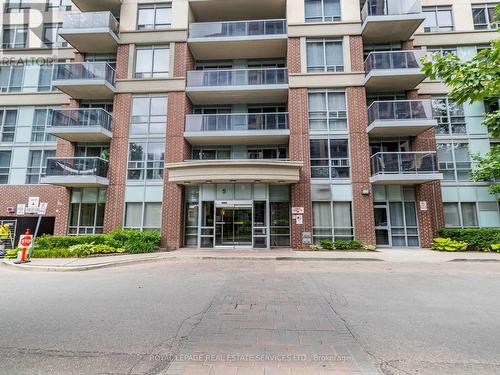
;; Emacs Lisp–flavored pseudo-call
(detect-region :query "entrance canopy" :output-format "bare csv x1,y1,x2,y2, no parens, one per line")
166,159,303,184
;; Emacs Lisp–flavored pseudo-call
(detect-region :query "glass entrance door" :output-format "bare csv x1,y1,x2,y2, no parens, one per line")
215,205,252,247
374,205,390,246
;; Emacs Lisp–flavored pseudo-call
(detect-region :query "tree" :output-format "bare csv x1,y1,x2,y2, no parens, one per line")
421,5,500,197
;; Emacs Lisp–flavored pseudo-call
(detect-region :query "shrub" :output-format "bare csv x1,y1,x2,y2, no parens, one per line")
309,244,322,251
490,244,500,253
431,238,468,252
319,239,335,250
31,248,74,258
439,228,500,251
334,240,363,250
33,229,161,255
363,244,377,251
4,249,18,259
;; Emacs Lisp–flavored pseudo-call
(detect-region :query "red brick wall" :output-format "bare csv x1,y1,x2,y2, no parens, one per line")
103,94,131,232
288,88,312,249
0,185,70,235
162,92,192,249
349,36,365,72
174,42,194,77
115,44,129,80
287,38,301,74
347,87,376,245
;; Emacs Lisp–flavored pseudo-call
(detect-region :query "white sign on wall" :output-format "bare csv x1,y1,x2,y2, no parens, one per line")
419,201,428,211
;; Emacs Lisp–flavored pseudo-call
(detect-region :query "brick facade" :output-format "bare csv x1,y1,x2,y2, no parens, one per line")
0,185,70,235
347,87,376,245
349,36,365,72
103,93,131,232
288,88,313,249
287,38,301,74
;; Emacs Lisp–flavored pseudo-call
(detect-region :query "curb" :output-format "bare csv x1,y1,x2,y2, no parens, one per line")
448,258,500,262
1,254,387,271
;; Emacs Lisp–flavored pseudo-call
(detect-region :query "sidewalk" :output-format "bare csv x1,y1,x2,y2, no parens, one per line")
1,247,499,272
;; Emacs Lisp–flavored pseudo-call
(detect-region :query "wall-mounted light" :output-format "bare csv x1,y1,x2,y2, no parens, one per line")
361,189,370,196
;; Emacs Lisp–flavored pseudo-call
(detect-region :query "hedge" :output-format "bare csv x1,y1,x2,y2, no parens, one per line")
34,229,161,255
438,228,500,251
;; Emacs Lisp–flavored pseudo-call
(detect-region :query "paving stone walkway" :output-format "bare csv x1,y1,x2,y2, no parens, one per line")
161,270,380,375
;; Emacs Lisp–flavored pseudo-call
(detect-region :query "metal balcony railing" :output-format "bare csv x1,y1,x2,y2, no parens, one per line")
45,157,109,178
53,62,116,85
50,109,112,131
62,11,119,34
364,50,425,74
371,152,439,175
361,0,422,21
185,113,289,132
187,68,288,87
368,100,433,125
189,19,286,39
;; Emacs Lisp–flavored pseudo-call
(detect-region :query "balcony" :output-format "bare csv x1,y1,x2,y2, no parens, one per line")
367,100,437,137
41,157,109,187
52,62,116,100
361,0,425,43
364,50,426,92
185,113,289,145
186,68,288,104
48,109,112,142
59,12,119,53
188,19,287,59
71,0,122,16
166,159,302,185
370,152,443,184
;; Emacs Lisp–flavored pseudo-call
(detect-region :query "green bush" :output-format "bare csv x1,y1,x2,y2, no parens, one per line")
491,244,500,253
439,228,500,251
319,239,335,250
4,249,19,259
432,237,468,252
334,240,363,250
33,230,161,255
31,248,74,258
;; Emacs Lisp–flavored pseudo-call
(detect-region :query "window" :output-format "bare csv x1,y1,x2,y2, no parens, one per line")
305,0,341,22
0,109,17,142
306,39,343,72
472,3,498,30
247,146,288,159
308,90,347,131
26,149,55,184
444,202,479,228
2,25,28,48
134,45,170,78
0,65,55,93
192,146,231,160
432,97,466,135
125,202,162,231
310,138,350,179
46,0,72,11
127,142,165,181
32,108,57,142
422,6,454,32
427,47,457,58
437,142,472,181
69,188,107,235
130,95,167,136
5,1,30,12
137,3,172,30
312,201,353,243
0,151,11,184
43,24,67,48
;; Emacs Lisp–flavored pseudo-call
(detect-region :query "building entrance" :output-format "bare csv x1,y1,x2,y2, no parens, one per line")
215,203,253,247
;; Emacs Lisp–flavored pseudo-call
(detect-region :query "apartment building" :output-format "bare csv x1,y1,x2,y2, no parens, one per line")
0,0,497,249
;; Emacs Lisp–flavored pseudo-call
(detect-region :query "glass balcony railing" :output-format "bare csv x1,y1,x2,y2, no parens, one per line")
185,113,289,132
187,68,288,88
50,109,112,131
189,19,286,39
45,157,109,179
53,62,116,86
361,0,422,21
371,152,439,176
368,100,433,125
364,50,425,74
62,11,119,35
